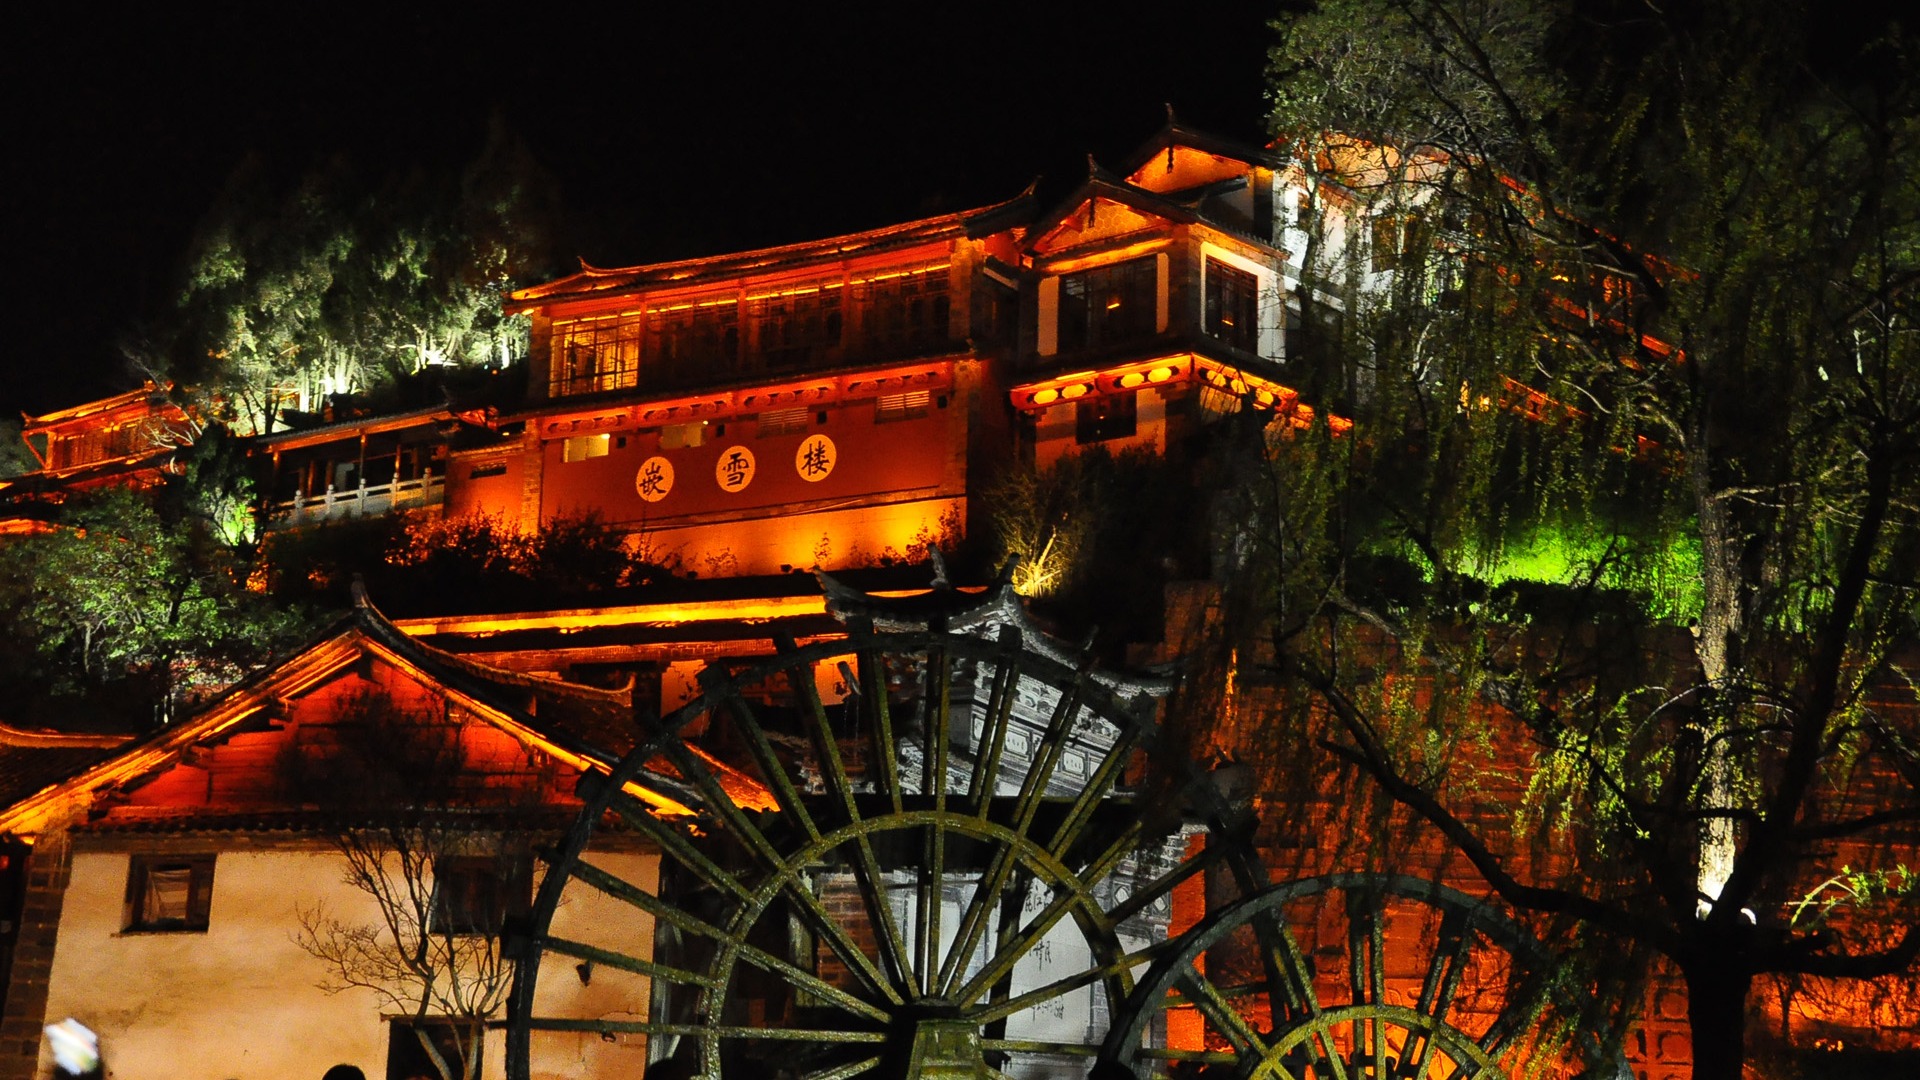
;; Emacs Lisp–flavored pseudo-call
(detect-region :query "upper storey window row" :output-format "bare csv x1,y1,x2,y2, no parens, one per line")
548,264,952,398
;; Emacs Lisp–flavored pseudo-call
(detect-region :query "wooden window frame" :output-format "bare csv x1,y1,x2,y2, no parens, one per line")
1204,258,1260,353
430,854,530,937
1075,391,1138,445
124,854,215,933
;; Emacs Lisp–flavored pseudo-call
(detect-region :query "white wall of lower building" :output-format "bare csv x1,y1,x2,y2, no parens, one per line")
39,842,658,1080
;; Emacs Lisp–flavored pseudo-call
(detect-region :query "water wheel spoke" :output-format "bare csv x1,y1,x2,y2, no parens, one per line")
1246,905,1320,1027
643,719,788,872
803,1056,883,1080
978,1037,1100,1056
1044,716,1146,863
935,849,1004,998
599,791,751,903
1174,967,1273,1062
963,631,1021,805
1403,907,1474,1077
1106,839,1223,927
561,856,883,1020
773,857,908,1007
850,642,903,814
1133,1046,1246,1065
712,686,822,845
538,933,719,989
524,1017,888,1043
953,819,1141,1006
1346,889,1388,1077
919,641,952,997
973,934,1180,1025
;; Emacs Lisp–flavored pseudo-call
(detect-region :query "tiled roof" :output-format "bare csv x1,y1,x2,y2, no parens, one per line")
0,745,122,809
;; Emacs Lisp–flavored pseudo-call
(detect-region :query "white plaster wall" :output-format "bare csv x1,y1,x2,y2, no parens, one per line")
525,851,658,1080
42,849,392,1080
40,846,660,1080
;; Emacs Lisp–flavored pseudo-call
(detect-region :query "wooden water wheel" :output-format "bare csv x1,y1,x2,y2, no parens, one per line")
1099,873,1627,1079
506,578,1250,1080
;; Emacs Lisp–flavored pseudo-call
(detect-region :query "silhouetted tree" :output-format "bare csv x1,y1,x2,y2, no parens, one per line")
1237,2,1920,1076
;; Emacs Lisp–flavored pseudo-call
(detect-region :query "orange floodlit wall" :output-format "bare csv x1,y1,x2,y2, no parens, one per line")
538,389,965,571
443,446,529,525
100,661,576,822
1159,593,1920,1079
636,496,966,578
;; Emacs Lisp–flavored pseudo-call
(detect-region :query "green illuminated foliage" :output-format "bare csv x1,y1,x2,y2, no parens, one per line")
162,118,558,434
0,485,306,726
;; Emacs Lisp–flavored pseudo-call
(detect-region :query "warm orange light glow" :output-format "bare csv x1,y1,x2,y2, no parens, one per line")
393,595,836,637
1011,354,1350,437
1039,237,1174,276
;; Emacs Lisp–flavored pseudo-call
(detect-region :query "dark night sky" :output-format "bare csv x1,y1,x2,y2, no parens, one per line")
4,3,1277,422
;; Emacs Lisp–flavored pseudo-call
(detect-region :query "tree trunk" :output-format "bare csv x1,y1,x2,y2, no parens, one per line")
1683,957,1753,1080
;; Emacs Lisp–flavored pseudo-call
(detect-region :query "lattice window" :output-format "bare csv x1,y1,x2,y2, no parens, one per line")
1058,257,1157,352
1204,258,1259,353
550,313,642,397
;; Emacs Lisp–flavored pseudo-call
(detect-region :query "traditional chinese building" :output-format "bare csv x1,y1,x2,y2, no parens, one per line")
0,587,753,1080
2,122,1912,1080
0,385,196,533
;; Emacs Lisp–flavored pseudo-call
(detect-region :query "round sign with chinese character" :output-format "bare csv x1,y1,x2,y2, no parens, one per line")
634,456,674,502
793,433,837,482
714,445,756,492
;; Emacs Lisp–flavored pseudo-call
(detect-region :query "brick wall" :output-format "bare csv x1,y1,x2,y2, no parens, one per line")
0,831,71,1080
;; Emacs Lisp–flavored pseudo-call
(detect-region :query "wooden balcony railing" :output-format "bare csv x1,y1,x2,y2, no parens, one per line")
266,470,444,529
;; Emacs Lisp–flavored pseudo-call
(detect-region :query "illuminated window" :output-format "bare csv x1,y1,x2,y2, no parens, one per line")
1076,392,1137,444
1204,258,1259,353
125,855,215,932
561,434,610,462
1058,257,1157,353
551,313,642,397
875,390,931,422
660,422,707,450
430,854,529,936
757,407,810,437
